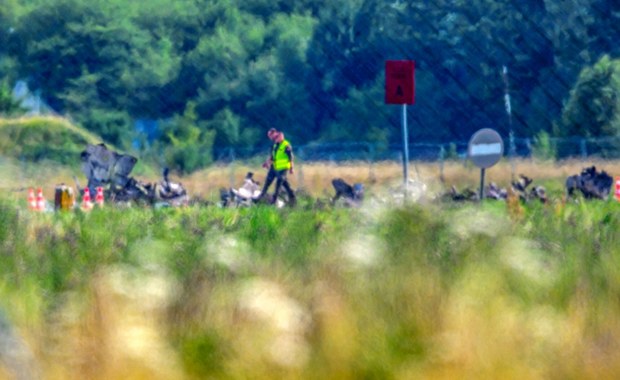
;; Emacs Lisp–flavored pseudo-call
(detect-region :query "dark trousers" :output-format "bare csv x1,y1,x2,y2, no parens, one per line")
258,166,277,199
273,169,295,203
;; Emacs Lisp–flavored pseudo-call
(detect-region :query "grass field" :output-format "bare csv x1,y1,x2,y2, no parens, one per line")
1,159,620,379
5,156,620,202
182,157,620,199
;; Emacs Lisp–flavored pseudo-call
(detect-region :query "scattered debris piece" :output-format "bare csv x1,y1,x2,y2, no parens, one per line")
511,174,547,203
566,166,613,200
331,178,364,207
445,186,478,202
443,174,547,203
220,172,262,207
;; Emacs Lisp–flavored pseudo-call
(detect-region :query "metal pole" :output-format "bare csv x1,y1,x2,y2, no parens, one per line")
509,130,515,180
479,168,485,202
503,66,515,181
402,104,409,195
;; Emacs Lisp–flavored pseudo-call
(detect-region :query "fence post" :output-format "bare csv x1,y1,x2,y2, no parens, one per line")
228,148,236,188
368,143,376,183
525,138,532,158
439,145,445,183
580,139,587,159
297,161,304,190
296,147,304,190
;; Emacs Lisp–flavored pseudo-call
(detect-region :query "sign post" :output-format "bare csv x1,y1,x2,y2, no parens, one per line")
385,60,415,195
468,128,504,201
401,103,409,188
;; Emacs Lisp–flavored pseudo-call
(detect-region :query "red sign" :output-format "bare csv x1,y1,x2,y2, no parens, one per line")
385,60,415,104
615,177,620,201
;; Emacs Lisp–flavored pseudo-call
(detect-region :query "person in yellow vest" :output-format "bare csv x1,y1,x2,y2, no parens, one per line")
270,131,296,206
255,128,279,201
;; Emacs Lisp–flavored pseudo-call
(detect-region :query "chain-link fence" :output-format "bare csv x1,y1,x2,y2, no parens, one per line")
211,136,620,165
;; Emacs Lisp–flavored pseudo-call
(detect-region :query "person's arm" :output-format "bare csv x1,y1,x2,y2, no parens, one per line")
262,146,274,169
286,145,294,174
262,156,272,169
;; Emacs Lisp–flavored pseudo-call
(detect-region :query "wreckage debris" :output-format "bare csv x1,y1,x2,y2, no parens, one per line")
157,167,189,207
511,174,547,203
220,172,296,208
220,174,360,209
444,174,547,204
80,143,188,207
486,182,508,200
331,178,364,207
566,166,613,200
81,143,137,194
445,186,478,202
220,172,262,207
512,174,532,193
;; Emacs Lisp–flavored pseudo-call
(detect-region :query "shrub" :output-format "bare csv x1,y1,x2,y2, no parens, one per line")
531,130,556,160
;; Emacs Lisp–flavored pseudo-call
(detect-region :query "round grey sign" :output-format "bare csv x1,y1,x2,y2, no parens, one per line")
468,128,504,169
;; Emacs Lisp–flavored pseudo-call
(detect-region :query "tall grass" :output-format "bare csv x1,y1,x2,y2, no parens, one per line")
184,158,620,200
1,194,620,379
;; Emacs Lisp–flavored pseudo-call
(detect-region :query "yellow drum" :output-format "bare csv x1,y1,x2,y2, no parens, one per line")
54,184,75,210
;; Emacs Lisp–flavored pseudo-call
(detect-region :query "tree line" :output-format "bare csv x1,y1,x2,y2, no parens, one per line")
1,0,619,172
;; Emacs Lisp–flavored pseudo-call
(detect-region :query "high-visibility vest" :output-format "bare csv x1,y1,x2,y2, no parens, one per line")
273,140,292,170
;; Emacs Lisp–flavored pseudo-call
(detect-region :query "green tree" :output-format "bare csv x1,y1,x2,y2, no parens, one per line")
5,0,620,155
0,80,24,116
0,1,17,80
158,102,215,174
206,107,260,152
243,12,317,143
12,0,183,146
557,55,620,138
188,6,317,146
324,76,392,145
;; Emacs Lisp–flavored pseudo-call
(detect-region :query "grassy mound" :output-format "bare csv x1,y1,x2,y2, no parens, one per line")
0,116,104,165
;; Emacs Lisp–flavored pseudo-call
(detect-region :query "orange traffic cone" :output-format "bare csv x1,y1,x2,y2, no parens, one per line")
95,187,104,207
27,188,37,210
35,188,46,211
81,187,93,211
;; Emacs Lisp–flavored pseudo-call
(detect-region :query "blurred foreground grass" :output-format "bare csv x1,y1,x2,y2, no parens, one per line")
1,195,620,379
